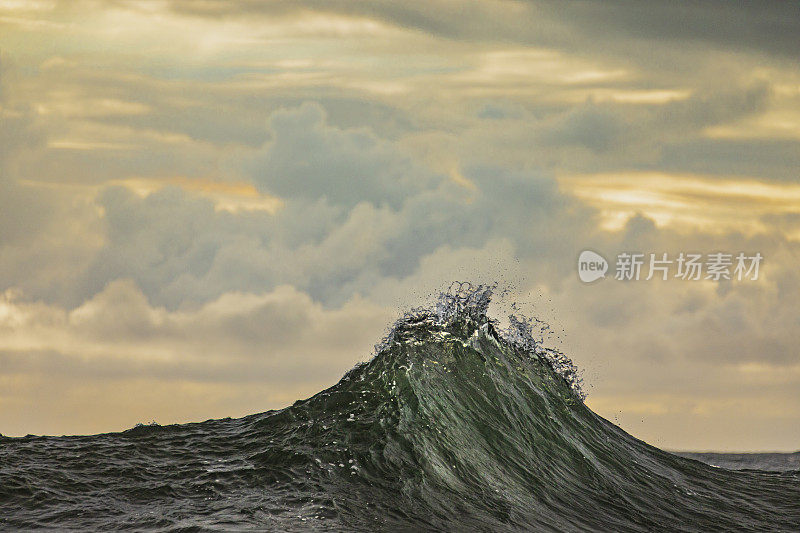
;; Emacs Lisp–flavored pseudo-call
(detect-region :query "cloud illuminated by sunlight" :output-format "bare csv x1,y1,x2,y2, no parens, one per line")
559,172,800,236
111,177,284,213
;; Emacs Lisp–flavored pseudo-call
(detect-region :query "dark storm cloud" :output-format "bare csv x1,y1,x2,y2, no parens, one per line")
534,1,800,59
463,82,781,178
659,138,800,182
163,0,800,58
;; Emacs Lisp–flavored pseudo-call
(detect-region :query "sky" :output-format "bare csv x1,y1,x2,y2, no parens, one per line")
0,0,798,451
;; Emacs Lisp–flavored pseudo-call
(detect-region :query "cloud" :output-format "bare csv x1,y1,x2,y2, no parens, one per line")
659,138,800,181
534,1,800,59
163,1,800,60
0,281,394,435
560,172,800,234
0,56,56,244
66,123,597,310
246,102,441,208
538,103,630,153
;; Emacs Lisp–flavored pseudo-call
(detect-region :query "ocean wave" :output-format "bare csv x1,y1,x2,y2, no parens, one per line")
1,284,798,531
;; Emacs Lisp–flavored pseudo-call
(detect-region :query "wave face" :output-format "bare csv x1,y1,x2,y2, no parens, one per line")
1,285,798,532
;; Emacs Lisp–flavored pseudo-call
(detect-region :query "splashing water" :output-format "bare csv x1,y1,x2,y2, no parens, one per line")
379,282,584,399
